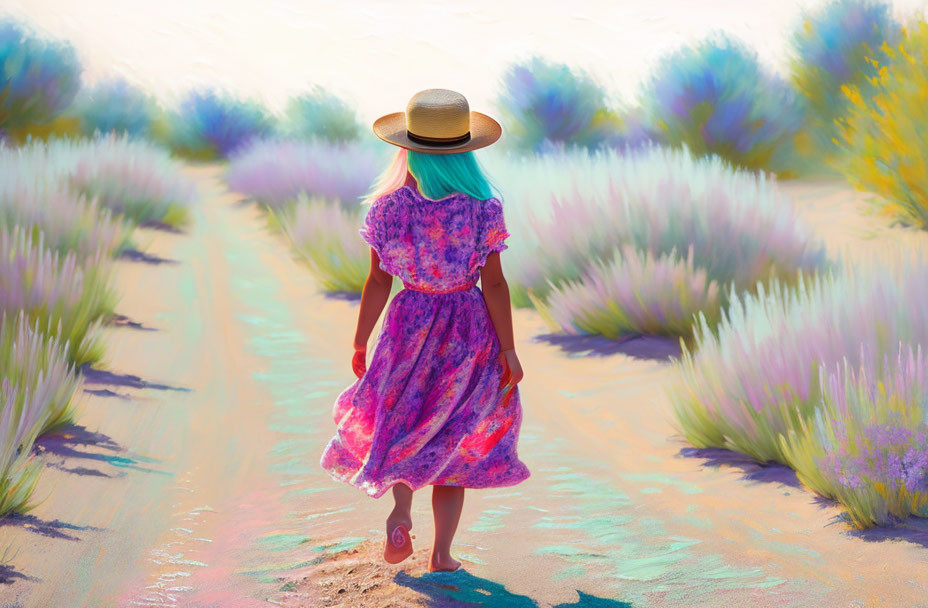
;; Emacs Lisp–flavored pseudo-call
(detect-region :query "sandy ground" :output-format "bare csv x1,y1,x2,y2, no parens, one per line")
3,168,928,608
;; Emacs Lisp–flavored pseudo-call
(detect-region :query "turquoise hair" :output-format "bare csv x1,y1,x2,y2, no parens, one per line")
407,150,500,201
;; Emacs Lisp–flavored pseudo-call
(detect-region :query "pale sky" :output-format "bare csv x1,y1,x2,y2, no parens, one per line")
2,0,927,126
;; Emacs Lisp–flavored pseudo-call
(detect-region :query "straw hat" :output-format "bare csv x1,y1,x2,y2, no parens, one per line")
372,88,501,154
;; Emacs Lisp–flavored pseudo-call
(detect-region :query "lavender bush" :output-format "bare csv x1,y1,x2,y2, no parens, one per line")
642,34,804,175
0,312,80,516
281,85,363,143
1,134,195,231
69,77,162,140
782,344,928,527
271,194,371,293
495,56,629,154
0,226,115,365
166,88,276,160
64,133,197,227
226,138,388,210
670,248,928,526
0,179,131,259
480,143,827,337
532,246,722,338
0,18,81,138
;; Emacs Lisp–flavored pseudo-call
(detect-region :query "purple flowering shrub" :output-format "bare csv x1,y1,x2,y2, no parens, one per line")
269,193,370,293
0,17,81,138
482,143,827,337
532,245,723,338
225,138,388,211
0,312,80,516
0,225,115,365
1,135,192,239
783,344,928,527
671,248,928,527
496,56,651,154
166,88,275,160
63,133,197,227
643,34,804,175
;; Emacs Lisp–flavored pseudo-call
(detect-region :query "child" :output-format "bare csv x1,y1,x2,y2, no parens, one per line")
320,88,530,573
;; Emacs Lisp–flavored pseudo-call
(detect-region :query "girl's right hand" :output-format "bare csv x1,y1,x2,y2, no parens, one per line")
352,347,367,378
498,348,523,390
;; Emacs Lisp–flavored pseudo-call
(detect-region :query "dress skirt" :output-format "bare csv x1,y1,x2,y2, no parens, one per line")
319,285,531,499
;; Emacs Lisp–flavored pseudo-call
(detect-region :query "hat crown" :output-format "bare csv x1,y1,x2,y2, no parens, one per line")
406,89,470,139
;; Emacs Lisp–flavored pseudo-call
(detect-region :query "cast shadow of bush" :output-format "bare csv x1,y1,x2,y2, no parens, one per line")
534,332,682,362
677,446,802,489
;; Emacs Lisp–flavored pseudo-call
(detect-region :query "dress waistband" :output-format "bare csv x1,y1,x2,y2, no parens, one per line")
401,280,478,294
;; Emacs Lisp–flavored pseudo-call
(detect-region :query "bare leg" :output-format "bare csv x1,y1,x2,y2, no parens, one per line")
387,482,414,536
430,485,464,571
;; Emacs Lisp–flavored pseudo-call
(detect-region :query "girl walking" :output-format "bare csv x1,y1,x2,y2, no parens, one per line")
320,88,530,573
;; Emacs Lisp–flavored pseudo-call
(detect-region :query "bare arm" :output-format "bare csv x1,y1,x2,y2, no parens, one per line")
353,247,394,350
479,251,514,351
480,251,523,388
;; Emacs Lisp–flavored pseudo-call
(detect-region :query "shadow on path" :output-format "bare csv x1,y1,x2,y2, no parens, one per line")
0,513,105,542
119,248,179,265
676,445,928,548
323,291,362,303
79,364,191,392
33,424,166,476
534,333,681,362
83,388,132,400
394,570,633,607
107,314,159,332
677,446,801,488
138,220,186,234
0,563,38,585
846,516,928,550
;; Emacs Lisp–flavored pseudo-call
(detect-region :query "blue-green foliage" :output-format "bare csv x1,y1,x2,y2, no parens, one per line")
496,56,635,154
282,85,362,143
406,150,497,201
643,34,804,175
167,88,276,159
0,17,81,130
71,77,161,139
789,0,901,162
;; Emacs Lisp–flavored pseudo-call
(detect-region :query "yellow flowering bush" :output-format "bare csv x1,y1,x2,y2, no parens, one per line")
835,20,928,228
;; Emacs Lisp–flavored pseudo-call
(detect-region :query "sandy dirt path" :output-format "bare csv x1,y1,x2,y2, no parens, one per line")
3,167,928,608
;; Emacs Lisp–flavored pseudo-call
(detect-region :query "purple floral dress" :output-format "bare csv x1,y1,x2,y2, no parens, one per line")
319,184,531,498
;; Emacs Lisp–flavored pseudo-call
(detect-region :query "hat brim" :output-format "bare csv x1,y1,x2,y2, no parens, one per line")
372,111,501,154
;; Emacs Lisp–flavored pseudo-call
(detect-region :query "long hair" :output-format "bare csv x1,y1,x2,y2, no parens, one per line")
361,146,501,206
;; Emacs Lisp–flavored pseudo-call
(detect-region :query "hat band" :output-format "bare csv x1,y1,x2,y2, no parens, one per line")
407,130,471,146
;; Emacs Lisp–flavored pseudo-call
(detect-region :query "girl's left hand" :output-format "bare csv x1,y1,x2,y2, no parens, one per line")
498,349,523,391
352,346,367,378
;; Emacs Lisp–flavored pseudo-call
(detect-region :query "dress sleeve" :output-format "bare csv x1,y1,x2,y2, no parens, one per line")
359,198,386,254
359,196,402,276
472,197,511,271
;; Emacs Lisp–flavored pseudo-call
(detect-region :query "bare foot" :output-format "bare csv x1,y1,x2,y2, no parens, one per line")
427,552,462,572
384,509,414,564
